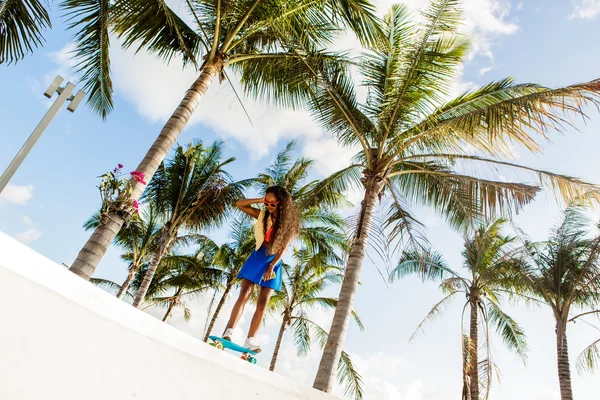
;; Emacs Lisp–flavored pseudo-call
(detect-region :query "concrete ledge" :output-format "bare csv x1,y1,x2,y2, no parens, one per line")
0,232,337,400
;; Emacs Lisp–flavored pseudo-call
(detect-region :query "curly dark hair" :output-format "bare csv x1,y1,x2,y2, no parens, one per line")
262,185,299,255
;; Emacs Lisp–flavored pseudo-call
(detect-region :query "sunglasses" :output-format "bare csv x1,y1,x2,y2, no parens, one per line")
263,200,280,207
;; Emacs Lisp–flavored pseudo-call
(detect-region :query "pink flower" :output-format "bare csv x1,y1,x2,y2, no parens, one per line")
118,164,123,169
132,199,139,214
130,171,147,185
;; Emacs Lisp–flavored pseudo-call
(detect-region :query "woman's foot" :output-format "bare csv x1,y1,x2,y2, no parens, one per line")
222,328,234,341
244,337,262,353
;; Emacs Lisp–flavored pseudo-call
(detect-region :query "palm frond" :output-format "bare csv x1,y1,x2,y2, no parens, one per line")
397,78,600,160
62,0,112,118
297,164,363,210
410,293,458,340
391,248,461,282
112,0,201,66
379,0,468,136
338,350,364,400
576,338,600,374
389,161,539,229
0,0,51,64
402,153,600,208
90,277,133,299
486,300,529,362
291,311,312,357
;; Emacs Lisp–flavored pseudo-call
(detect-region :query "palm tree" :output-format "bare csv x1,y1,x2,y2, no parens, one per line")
391,219,529,399
269,249,365,399
144,239,223,322
132,140,244,308
513,207,600,400
203,216,255,341
83,203,162,299
0,0,51,64
289,3,600,391
68,0,384,280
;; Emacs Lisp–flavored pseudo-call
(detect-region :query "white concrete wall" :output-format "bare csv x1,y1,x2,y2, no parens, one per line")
0,232,338,400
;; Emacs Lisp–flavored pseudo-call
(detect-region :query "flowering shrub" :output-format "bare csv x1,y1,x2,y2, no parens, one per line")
97,164,146,221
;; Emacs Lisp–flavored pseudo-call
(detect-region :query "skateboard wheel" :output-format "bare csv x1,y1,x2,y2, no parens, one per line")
240,354,248,360
214,341,224,350
249,357,257,364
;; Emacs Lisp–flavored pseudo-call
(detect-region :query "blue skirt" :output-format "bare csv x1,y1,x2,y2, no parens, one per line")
237,245,283,291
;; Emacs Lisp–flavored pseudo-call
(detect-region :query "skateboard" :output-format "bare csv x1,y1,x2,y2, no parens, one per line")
208,335,258,364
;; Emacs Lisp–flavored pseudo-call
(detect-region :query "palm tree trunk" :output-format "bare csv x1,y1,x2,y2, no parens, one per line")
116,267,137,299
69,57,224,281
469,299,479,400
556,319,574,400
203,281,233,342
162,288,183,322
270,314,289,371
313,174,383,392
132,229,171,308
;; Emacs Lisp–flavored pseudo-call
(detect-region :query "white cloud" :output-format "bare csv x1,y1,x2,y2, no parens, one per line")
47,42,80,86
302,138,358,177
111,44,320,158
373,0,519,60
337,352,446,400
478,65,495,76
14,227,43,243
516,2,524,11
0,183,34,205
570,0,600,20
21,216,34,225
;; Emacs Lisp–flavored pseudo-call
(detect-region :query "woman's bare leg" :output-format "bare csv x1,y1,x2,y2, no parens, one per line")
225,279,253,330
248,286,274,338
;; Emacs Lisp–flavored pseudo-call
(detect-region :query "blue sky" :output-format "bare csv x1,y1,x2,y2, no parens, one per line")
1,0,600,399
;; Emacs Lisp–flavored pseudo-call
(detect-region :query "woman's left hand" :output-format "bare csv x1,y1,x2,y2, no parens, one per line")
263,266,276,281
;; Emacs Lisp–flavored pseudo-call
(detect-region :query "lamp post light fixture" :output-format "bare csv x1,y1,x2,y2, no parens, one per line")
0,76,85,193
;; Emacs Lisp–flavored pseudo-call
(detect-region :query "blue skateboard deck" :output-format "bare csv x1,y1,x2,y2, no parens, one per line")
208,335,257,363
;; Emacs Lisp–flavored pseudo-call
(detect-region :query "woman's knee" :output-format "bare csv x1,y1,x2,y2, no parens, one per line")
239,281,253,300
257,290,273,309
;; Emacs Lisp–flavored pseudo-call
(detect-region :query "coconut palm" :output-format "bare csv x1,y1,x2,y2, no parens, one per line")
269,248,365,399
513,207,600,400
391,219,529,399
68,0,383,280
0,0,51,64
282,2,600,391
132,140,245,308
203,216,255,341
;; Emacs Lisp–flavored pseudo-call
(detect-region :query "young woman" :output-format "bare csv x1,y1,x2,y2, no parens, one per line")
222,185,299,352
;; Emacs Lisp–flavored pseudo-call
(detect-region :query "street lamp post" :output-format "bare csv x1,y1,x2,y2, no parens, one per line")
0,76,85,193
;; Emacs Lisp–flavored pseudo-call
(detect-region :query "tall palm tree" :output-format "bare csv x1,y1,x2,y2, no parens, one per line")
513,207,600,400
283,3,600,391
83,203,162,299
203,216,255,341
0,0,51,64
132,140,244,307
391,219,529,399
269,249,365,399
68,0,384,280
